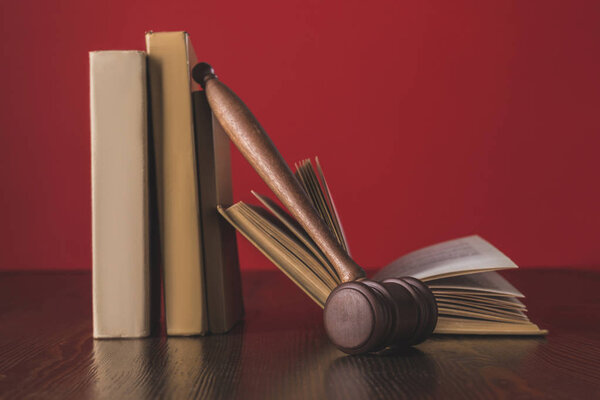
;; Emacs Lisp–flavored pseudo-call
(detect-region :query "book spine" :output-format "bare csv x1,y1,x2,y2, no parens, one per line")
193,91,244,333
90,51,150,338
146,32,207,335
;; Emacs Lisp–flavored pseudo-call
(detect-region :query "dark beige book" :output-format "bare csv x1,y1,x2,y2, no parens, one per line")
219,158,546,335
146,31,207,335
192,90,244,333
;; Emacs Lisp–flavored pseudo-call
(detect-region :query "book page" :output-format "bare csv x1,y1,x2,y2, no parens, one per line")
373,235,517,281
294,159,348,252
217,204,330,307
435,299,528,319
435,317,545,335
315,157,350,254
239,204,338,290
251,191,340,284
436,307,527,323
428,271,524,297
435,293,526,309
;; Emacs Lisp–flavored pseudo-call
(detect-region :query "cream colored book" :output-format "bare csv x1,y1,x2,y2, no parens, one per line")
219,158,546,335
146,31,207,335
90,50,150,338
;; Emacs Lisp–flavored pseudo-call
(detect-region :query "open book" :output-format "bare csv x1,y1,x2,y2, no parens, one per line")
218,158,546,335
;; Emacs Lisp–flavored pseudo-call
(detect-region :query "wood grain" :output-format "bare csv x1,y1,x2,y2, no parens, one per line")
0,269,599,399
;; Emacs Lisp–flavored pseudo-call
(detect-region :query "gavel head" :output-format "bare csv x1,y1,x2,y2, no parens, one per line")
323,277,438,355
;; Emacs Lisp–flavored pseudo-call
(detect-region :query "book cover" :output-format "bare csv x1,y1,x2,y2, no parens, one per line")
90,50,150,338
193,91,244,333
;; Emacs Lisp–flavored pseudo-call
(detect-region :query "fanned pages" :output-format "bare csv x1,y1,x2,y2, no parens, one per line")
294,159,349,253
428,271,524,297
218,204,330,306
372,236,518,281
90,51,150,338
315,157,350,254
219,158,545,335
434,318,543,335
251,191,340,285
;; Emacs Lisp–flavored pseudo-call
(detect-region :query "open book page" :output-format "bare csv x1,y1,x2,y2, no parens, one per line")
436,307,527,323
435,300,528,320
435,293,526,309
251,191,340,284
294,158,349,253
218,204,330,307
428,271,524,297
435,297,527,316
239,204,338,289
373,235,518,282
295,161,337,241
315,157,350,254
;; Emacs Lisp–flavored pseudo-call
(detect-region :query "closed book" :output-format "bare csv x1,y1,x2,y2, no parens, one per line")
146,31,207,335
90,50,150,338
193,91,244,333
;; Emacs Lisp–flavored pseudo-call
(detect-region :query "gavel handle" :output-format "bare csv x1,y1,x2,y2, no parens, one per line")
192,63,365,283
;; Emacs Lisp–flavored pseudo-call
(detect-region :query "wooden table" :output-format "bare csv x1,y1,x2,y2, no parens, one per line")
0,269,598,399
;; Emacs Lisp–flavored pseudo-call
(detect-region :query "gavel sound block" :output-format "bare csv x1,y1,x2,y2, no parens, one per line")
192,63,438,354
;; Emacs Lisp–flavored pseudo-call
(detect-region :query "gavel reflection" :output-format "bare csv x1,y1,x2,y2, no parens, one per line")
192,63,438,355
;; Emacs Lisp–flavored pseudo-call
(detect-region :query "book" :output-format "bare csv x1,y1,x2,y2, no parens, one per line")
90,50,150,338
219,158,546,335
146,31,207,335
192,90,244,333
372,236,545,334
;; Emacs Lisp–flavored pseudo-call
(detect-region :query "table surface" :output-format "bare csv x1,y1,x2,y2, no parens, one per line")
0,268,599,399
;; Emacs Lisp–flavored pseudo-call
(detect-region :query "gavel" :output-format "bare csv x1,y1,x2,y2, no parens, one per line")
192,63,438,354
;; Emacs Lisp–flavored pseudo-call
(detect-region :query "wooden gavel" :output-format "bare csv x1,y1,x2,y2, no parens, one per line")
192,63,437,354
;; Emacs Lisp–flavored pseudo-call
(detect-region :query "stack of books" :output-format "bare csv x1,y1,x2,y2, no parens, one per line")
90,31,243,338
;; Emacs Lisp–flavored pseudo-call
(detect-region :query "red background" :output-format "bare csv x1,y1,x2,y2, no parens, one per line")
1,0,599,272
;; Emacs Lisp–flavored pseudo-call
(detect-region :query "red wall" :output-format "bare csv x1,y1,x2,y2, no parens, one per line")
1,0,598,271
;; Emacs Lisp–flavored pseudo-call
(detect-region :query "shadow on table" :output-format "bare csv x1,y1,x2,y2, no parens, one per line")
325,348,438,399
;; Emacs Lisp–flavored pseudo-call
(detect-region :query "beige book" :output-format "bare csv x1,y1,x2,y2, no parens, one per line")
146,31,207,335
219,159,546,336
90,50,149,338
192,91,243,333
